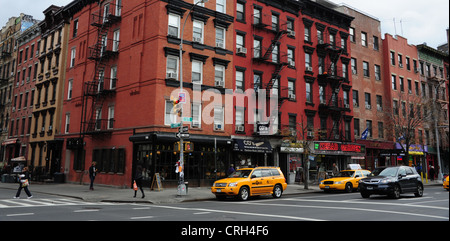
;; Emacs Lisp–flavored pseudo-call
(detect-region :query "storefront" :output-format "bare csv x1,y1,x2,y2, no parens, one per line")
310,141,366,182
395,143,427,167
232,138,273,168
279,141,304,184
129,132,232,188
357,140,396,170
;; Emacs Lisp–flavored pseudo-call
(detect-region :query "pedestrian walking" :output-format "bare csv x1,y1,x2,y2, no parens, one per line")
332,163,339,177
429,165,435,182
14,167,33,199
89,161,97,190
133,165,145,198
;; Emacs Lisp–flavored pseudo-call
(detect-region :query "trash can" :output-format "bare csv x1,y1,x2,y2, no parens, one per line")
184,182,189,194
53,172,65,183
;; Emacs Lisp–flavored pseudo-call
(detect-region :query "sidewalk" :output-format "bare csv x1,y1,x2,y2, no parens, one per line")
1,181,443,204
0,182,322,204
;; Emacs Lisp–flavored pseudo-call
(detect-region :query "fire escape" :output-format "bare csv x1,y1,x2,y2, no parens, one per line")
251,12,290,131
82,2,121,136
317,36,351,141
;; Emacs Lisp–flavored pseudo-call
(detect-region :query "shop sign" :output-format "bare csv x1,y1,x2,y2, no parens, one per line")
313,141,365,155
395,143,427,155
233,139,272,153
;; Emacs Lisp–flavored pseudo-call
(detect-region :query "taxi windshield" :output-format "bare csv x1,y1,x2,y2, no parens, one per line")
336,171,355,177
228,169,252,178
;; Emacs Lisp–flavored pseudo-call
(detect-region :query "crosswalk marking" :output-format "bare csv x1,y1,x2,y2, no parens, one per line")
0,198,95,209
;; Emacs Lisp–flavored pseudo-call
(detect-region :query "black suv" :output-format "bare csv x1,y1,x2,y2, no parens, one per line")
359,166,424,199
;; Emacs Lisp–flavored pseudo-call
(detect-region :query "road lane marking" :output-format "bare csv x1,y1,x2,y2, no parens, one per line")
282,198,448,211
130,216,154,220
193,212,212,215
153,205,325,221
6,213,34,217
234,201,448,220
73,209,99,213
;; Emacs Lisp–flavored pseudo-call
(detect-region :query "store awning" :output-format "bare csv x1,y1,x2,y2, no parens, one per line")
11,156,26,162
2,138,19,146
233,139,272,153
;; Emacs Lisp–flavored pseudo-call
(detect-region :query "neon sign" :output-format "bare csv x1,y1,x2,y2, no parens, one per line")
315,142,364,153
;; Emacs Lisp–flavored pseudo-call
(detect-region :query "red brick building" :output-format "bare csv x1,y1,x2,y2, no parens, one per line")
60,0,235,187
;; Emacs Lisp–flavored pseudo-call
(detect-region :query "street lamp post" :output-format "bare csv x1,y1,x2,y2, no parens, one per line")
177,0,209,196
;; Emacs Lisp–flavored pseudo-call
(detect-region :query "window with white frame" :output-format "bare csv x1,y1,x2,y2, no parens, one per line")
214,106,224,130
216,0,226,13
236,70,244,90
235,108,244,131
165,100,177,125
216,27,225,48
191,60,202,84
110,66,117,89
113,29,120,52
108,106,114,129
166,55,179,79
168,14,180,38
215,65,225,87
193,20,203,43
70,47,76,67
67,79,73,100
65,113,70,134
192,103,201,128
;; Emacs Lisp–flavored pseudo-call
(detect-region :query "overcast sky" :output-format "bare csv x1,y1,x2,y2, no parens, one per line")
1,0,449,48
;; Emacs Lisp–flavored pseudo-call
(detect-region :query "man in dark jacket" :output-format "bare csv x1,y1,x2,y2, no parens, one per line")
89,162,97,190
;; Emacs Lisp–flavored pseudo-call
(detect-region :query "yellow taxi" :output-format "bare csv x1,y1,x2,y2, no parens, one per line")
443,175,449,191
211,167,287,201
319,169,371,193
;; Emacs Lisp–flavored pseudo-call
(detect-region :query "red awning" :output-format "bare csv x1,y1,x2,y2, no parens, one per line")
1,138,19,146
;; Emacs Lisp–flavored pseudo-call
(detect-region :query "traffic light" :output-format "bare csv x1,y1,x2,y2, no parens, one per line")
174,141,194,153
171,96,182,117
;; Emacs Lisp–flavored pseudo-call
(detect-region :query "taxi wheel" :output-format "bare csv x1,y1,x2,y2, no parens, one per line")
345,183,353,193
238,186,249,201
272,185,283,198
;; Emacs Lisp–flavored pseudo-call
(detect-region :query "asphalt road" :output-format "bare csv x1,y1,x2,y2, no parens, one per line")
1,186,448,222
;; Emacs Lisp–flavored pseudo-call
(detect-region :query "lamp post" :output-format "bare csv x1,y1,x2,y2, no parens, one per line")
177,0,209,196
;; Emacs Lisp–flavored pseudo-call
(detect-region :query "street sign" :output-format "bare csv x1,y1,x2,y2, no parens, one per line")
179,93,186,104
178,133,190,139
182,117,193,122
179,126,189,133
171,123,181,128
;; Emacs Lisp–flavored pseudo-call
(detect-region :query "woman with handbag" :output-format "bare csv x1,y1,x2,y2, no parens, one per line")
14,166,33,199
133,165,145,198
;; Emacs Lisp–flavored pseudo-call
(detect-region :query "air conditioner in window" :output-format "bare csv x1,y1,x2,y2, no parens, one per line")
214,123,222,130
287,30,296,37
193,37,202,43
306,66,313,72
288,94,296,100
216,42,224,48
236,126,244,132
215,81,224,87
365,104,371,109
344,103,350,109
236,47,247,54
166,72,177,80
192,121,200,128
288,60,295,67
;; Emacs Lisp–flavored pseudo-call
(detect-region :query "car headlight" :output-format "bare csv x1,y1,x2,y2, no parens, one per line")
380,179,392,184
335,181,343,184
228,182,238,187
320,181,324,184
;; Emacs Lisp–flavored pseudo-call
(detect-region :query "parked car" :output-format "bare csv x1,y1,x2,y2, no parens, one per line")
319,169,371,193
211,167,287,201
443,175,449,191
359,166,424,199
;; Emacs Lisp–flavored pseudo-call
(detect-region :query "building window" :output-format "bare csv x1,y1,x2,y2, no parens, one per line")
108,106,114,129
373,36,379,50
193,20,204,43
70,47,76,67
216,0,226,13
73,19,79,38
351,58,357,75
214,65,225,87
391,75,397,90
374,64,381,80
365,92,371,109
253,38,261,58
216,27,225,48
236,69,244,91
192,103,201,128
363,61,369,77
166,55,179,79
168,14,180,38
165,100,176,125
236,2,245,22
110,66,117,89
67,79,73,100
253,8,261,25
192,60,202,84
349,27,355,42
235,108,244,132
214,106,224,130
353,90,359,107
306,82,312,103
113,29,120,51
271,14,279,32
366,120,372,138
361,32,367,47
390,51,395,66
376,95,383,111
65,113,70,134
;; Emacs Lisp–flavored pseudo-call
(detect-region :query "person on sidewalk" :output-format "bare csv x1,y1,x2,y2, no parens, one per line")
14,167,33,199
89,162,98,190
133,165,145,198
